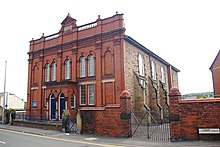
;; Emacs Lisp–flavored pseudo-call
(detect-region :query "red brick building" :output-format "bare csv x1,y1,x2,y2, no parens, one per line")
210,50,220,97
27,13,179,127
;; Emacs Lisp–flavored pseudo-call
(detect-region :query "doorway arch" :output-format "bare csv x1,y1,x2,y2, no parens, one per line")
50,94,56,120
59,93,66,120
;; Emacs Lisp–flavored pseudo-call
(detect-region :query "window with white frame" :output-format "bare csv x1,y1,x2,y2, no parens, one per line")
45,63,50,82
80,85,86,105
88,84,94,105
80,56,86,77
161,66,165,83
51,62,56,81
65,59,70,79
138,54,146,88
138,54,145,76
88,55,94,76
151,60,156,80
71,94,75,108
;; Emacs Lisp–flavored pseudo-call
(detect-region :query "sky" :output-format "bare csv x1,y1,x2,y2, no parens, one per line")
0,0,220,101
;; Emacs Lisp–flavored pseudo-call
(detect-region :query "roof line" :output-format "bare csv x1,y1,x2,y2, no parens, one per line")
124,35,180,72
209,50,220,70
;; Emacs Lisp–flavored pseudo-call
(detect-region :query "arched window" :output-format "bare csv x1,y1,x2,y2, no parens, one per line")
88,55,94,76
51,62,56,81
80,56,86,77
45,63,50,82
138,54,145,76
151,60,156,80
65,59,70,79
161,66,165,83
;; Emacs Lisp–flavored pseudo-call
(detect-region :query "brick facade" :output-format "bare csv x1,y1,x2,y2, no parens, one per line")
210,50,220,97
169,87,220,141
81,91,131,137
27,13,179,136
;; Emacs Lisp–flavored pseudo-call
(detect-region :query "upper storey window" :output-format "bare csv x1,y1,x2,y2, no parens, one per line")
45,63,50,82
88,55,94,76
138,54,145,76
65,59,71,79
51,62,56,81
151,60,156,80
80,56,86,78
161,66,165,83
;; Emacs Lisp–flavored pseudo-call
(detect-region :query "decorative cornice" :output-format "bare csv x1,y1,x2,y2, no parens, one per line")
30,28,125,57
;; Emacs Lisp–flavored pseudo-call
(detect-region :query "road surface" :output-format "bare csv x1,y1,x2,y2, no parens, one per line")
0,129,120,147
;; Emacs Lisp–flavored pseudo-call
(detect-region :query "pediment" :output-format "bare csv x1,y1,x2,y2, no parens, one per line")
61,13,77,27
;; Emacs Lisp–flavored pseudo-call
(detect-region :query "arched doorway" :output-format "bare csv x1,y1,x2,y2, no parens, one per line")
50,94,56,120
59,93,66,120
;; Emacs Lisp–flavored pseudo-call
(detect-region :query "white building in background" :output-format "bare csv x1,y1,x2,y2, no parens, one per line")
0,92,25,110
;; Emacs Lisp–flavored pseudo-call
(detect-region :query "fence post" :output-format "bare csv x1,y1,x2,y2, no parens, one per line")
169,87,181,141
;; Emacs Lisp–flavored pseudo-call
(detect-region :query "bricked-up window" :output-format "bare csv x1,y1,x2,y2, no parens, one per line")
104,51,113,74
138,54,145,76
80,85,86,105
88,55,94,76
51,62,56,81
161,66,165,83
45,63,50,82
65,59,70,79
71,94,75,108
80,57,86,77
88,84,95,105
151,60,156,80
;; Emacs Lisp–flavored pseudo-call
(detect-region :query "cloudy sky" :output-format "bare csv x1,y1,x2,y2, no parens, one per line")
0,0,219,101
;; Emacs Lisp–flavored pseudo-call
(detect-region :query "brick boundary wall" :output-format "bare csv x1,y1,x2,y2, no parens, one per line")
169,87,220,141
13,120,62,131
81,90,132,137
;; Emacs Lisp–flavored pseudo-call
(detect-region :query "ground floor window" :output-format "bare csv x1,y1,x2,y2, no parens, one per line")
80,85,86,105
88,84,94,105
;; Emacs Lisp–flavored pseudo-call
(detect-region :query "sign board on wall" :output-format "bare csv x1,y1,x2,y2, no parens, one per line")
199,128,220,134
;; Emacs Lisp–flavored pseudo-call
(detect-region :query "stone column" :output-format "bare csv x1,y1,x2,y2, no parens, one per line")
169,87,181,141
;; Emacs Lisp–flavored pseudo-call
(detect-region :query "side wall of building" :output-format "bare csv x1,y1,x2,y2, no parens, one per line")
210,52,220,97
124,41,178,123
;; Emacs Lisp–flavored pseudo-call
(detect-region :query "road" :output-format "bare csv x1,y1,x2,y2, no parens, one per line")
0,129,121,147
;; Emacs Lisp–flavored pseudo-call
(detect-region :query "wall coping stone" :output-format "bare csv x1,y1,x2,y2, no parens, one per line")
180,98,220,103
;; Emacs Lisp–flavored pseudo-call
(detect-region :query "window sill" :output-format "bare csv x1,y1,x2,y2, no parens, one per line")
79,107,105,111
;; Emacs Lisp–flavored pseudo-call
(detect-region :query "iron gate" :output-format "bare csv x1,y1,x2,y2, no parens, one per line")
131,105,170,141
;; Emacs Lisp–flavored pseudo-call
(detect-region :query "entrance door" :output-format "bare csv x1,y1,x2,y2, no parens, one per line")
50,97,56,120
59,93,66,120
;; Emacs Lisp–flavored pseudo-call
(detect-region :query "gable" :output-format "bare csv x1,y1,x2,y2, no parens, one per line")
210,50,220,70
61,13,77,26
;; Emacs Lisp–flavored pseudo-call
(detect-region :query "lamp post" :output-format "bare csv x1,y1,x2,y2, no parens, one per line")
2,61,7,124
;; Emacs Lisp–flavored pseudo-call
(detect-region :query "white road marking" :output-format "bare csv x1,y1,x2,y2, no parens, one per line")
84,137,98,141
0,140,6,144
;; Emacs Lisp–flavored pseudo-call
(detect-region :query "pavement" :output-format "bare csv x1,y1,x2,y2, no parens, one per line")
0,124,220,147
